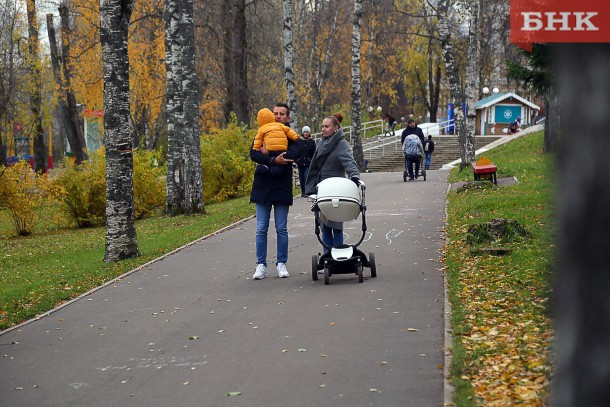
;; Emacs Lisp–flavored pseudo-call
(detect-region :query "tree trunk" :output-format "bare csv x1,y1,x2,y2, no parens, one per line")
543,83,559,154
462,0,479,164
59,2,88,164
26,0,45,173
314,8,338,132
437,0,473,169
554,43,610,407
47,13,85,165
165,0,204,215
283,0,297,128
350,0,364,171
100,0,140,262
221,0,248,125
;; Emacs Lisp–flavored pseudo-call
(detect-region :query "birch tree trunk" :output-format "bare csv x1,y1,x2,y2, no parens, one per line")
165,0,204,215
462,0,478,164
26,0,45,173
350,0,364,171
554,43,610,407
283,0,297,128
59,2,88,164
221,0,248,125
100,0,140,262
437,0,473,169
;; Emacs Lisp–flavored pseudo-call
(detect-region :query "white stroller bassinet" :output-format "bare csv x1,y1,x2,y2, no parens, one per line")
311,177,377,285
315,177,361,222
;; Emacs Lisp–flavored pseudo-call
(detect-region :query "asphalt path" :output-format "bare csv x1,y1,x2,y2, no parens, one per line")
1,170,449,407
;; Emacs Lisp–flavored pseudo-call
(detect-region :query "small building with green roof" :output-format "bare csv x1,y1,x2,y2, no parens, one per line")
475,92,540,135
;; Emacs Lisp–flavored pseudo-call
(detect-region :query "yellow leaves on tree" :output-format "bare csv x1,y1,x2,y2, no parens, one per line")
69,0,165,144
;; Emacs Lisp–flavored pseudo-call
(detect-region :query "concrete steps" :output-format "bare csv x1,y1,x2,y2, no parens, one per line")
362,135,502,172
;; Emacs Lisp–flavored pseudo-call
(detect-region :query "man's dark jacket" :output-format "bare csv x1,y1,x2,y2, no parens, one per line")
401,125,425,147
250,138,302,206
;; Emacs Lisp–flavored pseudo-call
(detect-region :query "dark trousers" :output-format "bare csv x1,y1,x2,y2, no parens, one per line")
405,155,421,179
298,165,309,196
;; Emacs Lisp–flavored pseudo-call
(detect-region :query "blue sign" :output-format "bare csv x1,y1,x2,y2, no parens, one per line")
494,105,521,124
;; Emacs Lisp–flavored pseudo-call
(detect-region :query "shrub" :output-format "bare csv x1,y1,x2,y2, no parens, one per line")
0,161,62,236
133,149,166,219
200,122,255,203
54,148,168,226
53,149,106,228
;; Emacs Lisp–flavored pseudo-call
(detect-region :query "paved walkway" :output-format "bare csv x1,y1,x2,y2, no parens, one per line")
1,170,449,407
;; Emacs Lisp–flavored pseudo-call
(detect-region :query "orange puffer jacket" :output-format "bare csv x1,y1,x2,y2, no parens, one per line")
253,108,299,151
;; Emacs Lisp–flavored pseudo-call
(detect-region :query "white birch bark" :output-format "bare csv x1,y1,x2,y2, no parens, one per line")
462,0,478,163
350,0,364,170
100,0,140,262
283,0,297,128
165,0,204,215
437,0,473,168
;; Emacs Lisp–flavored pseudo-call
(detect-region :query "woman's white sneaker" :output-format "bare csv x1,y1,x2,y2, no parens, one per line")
277,263,289,278
253,264,267,280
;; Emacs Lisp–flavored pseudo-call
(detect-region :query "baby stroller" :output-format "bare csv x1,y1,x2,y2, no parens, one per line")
402,155,426,182
310,177,377,285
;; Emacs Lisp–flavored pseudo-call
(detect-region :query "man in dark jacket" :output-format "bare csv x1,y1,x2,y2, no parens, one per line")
401,118,425,147
250,103,302,280
296,126,316,197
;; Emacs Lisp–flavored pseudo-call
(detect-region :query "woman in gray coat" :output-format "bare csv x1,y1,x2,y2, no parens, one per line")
305,115,360,252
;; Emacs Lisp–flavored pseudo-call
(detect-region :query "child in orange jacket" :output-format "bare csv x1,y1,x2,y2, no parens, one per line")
253,108,300,152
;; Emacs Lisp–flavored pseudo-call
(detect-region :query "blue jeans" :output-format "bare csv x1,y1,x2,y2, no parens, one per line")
322,223,343,253
425,152,432,170
255,203,289,266
298,165,309,195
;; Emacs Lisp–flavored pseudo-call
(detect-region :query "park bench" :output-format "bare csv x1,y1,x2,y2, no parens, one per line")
472,156,497,185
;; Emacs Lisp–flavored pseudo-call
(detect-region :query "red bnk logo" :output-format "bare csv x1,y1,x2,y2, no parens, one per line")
510,0,610,51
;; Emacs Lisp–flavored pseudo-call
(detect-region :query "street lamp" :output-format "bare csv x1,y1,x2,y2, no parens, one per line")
492,87,500,94
482,86,490,95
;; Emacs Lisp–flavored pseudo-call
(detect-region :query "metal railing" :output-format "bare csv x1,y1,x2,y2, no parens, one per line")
311,119,385,143
309,118,456,162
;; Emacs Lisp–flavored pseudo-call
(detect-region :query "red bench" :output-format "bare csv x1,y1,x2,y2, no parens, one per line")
472,157,497,185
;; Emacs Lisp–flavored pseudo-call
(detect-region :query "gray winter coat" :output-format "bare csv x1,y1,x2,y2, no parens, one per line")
305,128,360,229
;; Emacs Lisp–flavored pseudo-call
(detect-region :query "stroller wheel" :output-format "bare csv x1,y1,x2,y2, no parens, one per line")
422,167,427,181
324,267,330,285
357,264,364,283
369,252,377,278
312,255,319,281
403,170,407,182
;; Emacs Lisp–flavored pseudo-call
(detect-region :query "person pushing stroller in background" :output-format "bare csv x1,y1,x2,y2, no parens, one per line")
403,132,425,181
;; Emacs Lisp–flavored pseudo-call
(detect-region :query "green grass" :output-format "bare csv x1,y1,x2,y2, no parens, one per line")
445,131,555,405
0,197,254,330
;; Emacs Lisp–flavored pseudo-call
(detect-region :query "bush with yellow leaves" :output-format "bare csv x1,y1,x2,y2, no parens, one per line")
53,149,106,228
201,122,255,203
54,148,167,227
132,149,166,219
0,161,62,236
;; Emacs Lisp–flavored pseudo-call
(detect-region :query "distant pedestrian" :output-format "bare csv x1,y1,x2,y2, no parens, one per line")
403,133,424,181
423,135,435,170
401,118,425,147
384,114,397,137
296,126,316,197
